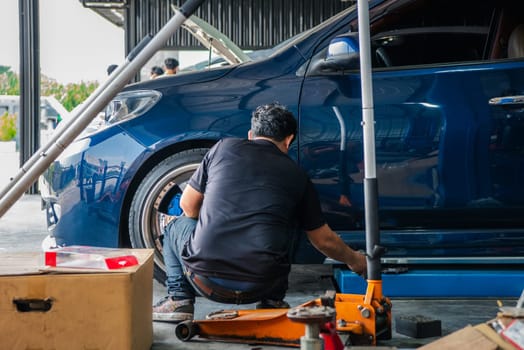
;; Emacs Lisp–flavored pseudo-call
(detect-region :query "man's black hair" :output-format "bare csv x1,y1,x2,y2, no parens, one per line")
164,58,179,69
251,103,297,142
151,66,164,76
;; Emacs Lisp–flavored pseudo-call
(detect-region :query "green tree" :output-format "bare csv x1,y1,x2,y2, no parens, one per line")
58,81,99,111
0,66,20,95
0,112,17,141
0,65,11,74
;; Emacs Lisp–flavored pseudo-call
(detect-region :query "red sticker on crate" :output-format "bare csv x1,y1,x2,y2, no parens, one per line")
45,251,57,267
105,255,139,269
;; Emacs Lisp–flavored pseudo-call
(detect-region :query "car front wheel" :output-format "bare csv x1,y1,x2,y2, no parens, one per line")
128,148,209,283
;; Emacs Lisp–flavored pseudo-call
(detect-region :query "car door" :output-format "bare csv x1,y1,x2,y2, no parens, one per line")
298,0,524,258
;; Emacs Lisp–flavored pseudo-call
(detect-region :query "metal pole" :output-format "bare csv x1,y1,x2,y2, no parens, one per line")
357,0,381,281
19,0,40,194
0,0,207,218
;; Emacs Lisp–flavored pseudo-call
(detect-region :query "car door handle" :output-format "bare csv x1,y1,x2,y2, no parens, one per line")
489,95,524,106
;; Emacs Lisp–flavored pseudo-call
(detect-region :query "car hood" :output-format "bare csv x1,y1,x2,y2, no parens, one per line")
124,64,235,91
173,5,251,65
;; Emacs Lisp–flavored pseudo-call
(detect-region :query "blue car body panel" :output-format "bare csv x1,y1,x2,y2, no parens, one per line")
41,0,524,264
299,60,524,257
42,128,146,247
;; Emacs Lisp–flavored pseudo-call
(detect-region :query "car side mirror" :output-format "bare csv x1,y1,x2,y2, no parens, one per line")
308,33,360,75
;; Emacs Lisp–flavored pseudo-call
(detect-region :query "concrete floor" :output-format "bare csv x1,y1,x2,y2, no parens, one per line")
0,194,517,349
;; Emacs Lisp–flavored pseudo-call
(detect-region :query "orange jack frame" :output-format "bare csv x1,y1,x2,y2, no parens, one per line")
175,280,392,347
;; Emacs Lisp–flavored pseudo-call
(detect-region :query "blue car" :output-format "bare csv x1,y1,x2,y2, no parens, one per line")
40,0,524,282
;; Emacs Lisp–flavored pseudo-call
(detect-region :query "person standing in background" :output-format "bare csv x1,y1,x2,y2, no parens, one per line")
164,57,179,75
150,66,165,79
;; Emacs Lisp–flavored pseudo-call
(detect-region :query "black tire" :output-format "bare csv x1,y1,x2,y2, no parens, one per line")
128,148,209,283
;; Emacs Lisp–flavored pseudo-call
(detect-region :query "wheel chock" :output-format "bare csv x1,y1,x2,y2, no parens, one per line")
395,315,442,338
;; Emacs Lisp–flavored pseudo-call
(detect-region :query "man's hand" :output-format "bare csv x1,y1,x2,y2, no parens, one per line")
347,251,367,279
306,224,368,279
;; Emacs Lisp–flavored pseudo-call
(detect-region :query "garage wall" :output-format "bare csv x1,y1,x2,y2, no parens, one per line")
125,0,352,51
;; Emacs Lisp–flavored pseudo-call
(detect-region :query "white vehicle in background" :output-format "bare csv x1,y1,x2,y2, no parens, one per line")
0,95,70,146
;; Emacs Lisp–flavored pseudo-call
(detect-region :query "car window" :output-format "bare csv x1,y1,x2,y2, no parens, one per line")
368,0,524,68
371,27,488,67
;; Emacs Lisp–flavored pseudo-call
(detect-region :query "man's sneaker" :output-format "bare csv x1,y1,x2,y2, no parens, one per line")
255,299,290,309
152,296,194,322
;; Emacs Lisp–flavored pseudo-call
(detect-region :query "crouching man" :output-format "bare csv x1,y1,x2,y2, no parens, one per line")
153,102,366,322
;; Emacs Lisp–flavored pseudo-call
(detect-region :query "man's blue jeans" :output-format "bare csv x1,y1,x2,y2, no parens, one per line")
163,216,198,301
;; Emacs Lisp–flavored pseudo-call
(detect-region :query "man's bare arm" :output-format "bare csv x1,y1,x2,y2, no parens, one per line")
180,184,204,219
306,223,367,277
